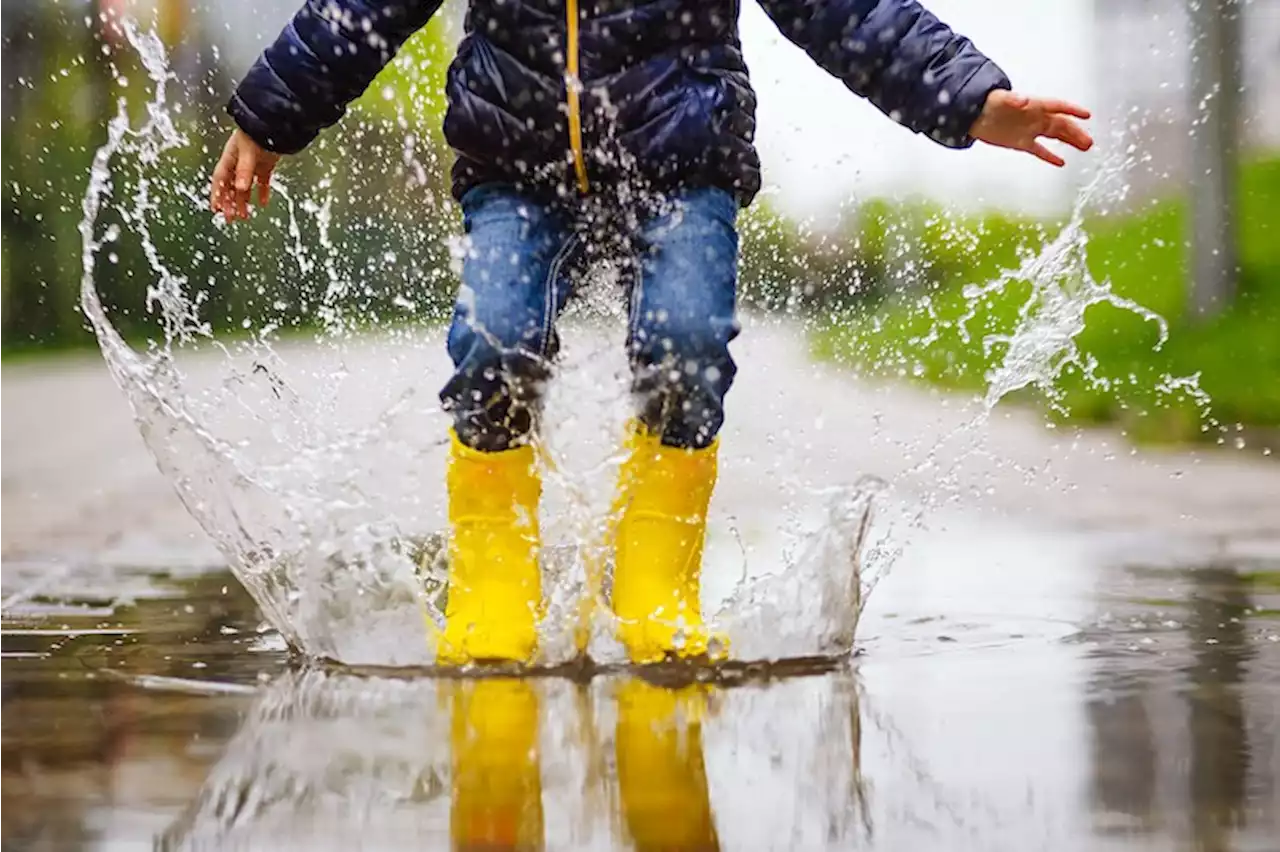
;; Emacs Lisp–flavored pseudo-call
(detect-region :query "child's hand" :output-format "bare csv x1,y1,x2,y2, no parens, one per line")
210,129,281,222
970,90,1094,167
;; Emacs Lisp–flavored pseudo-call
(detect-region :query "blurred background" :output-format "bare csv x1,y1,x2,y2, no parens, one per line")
2,0,1278,441
4,4,1280,850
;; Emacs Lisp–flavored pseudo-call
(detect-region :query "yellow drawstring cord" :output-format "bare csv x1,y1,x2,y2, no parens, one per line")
565,0,590,193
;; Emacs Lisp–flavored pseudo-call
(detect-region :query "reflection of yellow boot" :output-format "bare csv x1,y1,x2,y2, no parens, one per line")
450,679,544,850
616,679,719,851
611,428,727,664
438,431,542,666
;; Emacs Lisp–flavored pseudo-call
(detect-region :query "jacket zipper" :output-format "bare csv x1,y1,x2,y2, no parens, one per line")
565,0,590,193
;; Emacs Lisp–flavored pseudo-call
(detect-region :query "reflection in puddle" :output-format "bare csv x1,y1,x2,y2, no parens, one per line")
4,557,1278,850
1086,564,1279,849
155,668,866,851
450,679,545,849
614,681,718,850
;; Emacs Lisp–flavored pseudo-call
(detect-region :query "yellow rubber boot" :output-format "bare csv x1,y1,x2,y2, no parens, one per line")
449,679,544,850
437,432,542,666
616,679,719,850
611,429,728,664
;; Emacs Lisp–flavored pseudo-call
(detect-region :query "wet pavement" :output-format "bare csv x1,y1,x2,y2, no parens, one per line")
4,544,1278,851
4,326,1280,850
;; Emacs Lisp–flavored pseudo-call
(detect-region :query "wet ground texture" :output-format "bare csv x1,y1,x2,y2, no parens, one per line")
4,331,1279,851
3,557,1278,851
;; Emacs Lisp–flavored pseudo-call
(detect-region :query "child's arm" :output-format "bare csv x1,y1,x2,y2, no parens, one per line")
757,0,1092,164
211,0,444,221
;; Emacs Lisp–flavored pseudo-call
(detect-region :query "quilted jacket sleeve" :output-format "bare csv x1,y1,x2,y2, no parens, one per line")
228,0,444,155
756,0,1011,148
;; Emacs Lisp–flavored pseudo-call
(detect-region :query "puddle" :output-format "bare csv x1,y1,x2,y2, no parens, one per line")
5,529,1278,850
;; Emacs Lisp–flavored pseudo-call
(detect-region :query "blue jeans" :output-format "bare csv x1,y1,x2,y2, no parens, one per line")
441,185,740,451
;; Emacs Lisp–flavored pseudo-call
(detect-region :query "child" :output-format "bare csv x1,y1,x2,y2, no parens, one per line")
211,0,1092,666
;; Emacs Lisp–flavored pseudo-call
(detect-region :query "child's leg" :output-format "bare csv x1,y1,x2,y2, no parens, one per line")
440,185,578,451
627,187,740,446
608,186,739,664
435,185,576,665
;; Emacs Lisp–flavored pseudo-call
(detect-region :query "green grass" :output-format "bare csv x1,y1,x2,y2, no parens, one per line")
1242,570,1280,593
813,158,1280,444
0,342,105,365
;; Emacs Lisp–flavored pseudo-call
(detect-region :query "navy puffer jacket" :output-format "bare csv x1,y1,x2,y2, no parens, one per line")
229,0,1010,206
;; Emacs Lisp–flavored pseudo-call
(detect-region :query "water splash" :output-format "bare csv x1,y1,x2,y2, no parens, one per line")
839,150,1214,598
79,25,873,668
717,476,882,661
79,23,435,663
958,165,1167,415
78,24,1203,670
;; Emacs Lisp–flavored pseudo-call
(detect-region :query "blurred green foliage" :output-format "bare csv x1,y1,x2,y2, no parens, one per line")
2,4,457,354
3,3,113,351
812,158,1280,443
